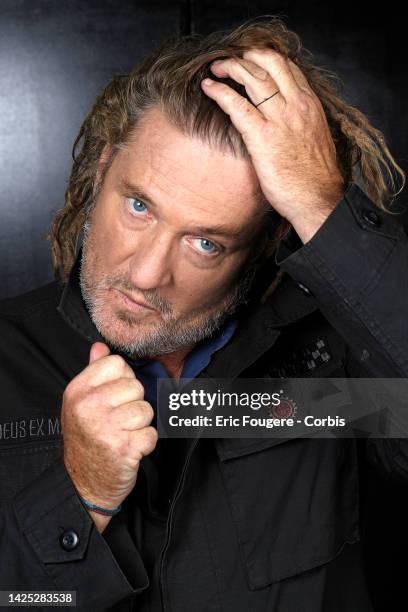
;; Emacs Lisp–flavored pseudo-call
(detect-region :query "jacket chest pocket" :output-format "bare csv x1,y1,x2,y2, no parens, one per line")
214,436,360,589
0,440,63,504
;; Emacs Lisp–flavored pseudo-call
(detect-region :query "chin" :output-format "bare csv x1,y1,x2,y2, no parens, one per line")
92,306,157,346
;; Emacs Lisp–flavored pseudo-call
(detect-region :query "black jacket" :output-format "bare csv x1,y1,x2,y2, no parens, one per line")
1,182,408,611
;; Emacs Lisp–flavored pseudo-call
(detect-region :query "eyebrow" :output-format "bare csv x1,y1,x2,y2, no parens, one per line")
117,177,253,239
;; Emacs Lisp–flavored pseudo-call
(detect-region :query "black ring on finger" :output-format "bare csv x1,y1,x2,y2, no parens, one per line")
255,90,280,108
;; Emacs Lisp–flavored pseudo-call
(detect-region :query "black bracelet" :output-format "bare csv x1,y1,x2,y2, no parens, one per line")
79,496,122,516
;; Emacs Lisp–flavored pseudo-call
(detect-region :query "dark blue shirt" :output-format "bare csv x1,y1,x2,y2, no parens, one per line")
127,316,238,410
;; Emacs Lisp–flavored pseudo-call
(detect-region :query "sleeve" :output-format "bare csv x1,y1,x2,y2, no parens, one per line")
274,181,408,483
275,181,408,377
1,457,148,611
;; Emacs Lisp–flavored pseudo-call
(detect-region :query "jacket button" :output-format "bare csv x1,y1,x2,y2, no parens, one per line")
295,281,313,297
59,529,80,551
362,209,382,227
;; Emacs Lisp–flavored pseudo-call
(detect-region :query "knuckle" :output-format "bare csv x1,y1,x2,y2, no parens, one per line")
109,354,128,371
141,426,159,451
101,426,123,446
123,361,136,378
107,434,126,456
296,93,312,115
311,93,324,113
81,388,101,410
222,57,236,69
133,379,145,398
63,380,77,403
121,378,144,401
256,68,269,81
136,400,154,422
267,49,285,65
290,59,307,80
235,96,249,112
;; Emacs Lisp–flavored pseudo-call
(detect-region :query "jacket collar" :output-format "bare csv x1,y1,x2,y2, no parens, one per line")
57,247,319,371
57,248,106,344
202,269,319,377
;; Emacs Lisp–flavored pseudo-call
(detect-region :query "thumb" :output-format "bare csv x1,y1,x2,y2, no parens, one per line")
89,342,111,364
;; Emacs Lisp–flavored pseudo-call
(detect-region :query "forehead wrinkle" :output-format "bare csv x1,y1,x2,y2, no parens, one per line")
142,139,262,208
152,157,253,211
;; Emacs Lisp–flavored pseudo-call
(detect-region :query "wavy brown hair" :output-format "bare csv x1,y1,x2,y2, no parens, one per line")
47,15,405,282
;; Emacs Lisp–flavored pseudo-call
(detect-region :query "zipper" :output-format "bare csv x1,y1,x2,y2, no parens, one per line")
157,371,236,608
158,434,200,611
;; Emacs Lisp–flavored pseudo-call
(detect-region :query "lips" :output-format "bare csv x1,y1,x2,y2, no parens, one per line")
114,288,157,312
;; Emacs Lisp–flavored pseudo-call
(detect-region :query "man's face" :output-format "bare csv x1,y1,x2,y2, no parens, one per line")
79,108,269,359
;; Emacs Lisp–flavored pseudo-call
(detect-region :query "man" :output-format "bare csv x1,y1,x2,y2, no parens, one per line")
0,15,407,612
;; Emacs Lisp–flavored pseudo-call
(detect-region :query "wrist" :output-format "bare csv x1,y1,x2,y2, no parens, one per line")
289,205,335,244
287,186,345,244
88,509,112,534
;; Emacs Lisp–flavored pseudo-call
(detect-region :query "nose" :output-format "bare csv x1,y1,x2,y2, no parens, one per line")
128,228,174,290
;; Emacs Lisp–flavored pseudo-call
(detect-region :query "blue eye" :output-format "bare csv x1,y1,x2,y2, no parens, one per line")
127,197,148,215
194,238,218,255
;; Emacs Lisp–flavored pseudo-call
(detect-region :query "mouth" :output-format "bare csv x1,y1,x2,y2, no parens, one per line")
113,288,158,313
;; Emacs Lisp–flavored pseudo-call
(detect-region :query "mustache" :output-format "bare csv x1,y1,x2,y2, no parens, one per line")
109,278,173,316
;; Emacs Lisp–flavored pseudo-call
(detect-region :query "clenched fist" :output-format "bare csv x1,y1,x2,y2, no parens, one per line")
62,341,158,531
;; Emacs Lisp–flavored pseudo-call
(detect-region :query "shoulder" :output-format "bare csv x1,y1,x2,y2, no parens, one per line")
0,280,64,322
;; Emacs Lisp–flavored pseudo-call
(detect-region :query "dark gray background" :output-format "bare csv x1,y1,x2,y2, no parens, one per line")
0,4,406,608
